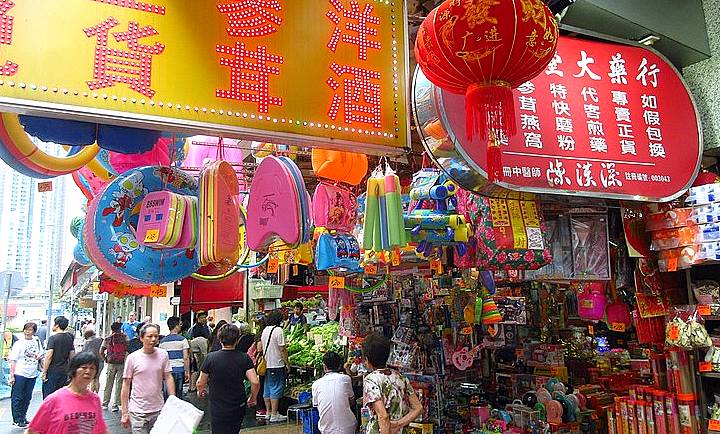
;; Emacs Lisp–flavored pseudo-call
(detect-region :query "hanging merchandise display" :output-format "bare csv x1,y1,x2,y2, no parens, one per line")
456,188,552,270
405,168,471,258
312,182,358,233
362,163,407,253
415,0,558,182
246,156,312,251
198,160,240,266
311,149,368,186
84,166,200,285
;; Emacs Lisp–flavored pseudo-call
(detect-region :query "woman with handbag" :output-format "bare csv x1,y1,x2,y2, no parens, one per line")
255,310,289,423
8,322,45,428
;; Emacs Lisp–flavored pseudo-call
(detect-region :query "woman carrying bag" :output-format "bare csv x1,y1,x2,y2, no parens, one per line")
255,310,289,423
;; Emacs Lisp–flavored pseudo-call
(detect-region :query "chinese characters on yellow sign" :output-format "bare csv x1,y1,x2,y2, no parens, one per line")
0,0,409,152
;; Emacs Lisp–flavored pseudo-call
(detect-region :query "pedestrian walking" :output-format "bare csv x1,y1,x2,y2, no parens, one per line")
190,311,211,340
127,322,144,354
41,316,75,399
196,324,260,434
122,312,140,341
9,322,44,428
26,351,110,434
82,330,104,393
158,316,190,400
208,320,228,353
362,333,423,434
312,351,357,434
36,320,48,346
256,309,289,422
189,336,208,393
121,323,174,434
100,321,128,412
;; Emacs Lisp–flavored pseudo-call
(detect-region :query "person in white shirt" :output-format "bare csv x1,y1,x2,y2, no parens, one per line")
312,351,356,434
257,310,289,422
9,322,45,428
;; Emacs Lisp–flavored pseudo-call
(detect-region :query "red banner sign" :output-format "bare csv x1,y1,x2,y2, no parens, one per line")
436,36,701,201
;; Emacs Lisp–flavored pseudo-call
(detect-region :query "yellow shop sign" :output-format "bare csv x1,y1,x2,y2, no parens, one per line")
0,0,409,153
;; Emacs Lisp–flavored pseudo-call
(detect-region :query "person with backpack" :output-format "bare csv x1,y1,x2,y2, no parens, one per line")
100,321,129,412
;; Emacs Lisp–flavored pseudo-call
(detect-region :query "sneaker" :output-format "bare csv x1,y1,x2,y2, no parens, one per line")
111,406,119,412
269,414,288,423
13,421,28,428
256,410,268,418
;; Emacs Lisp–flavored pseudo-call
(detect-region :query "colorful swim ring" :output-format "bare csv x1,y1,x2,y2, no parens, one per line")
0,113,99,178
84,166,200,285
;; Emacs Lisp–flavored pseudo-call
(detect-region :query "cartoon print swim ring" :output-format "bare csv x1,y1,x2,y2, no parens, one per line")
84,166,200,285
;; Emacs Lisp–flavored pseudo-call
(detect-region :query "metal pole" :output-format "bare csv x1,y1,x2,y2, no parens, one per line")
0,273,12,373
46,274,53,346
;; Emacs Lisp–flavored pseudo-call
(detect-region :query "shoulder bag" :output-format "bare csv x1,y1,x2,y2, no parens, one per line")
255,326,277,376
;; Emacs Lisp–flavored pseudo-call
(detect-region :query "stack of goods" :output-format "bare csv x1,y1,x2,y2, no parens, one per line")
649,183,720,271
646,208,698,271
665,305,713,349
198,160,240,266
137,190,197,250
247,156,312,251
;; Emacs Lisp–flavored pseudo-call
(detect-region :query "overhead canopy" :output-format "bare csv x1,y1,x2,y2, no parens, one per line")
180,272,244,313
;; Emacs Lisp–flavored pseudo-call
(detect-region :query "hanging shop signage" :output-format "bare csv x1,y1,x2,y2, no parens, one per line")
0,1,409,154
414,35,702,201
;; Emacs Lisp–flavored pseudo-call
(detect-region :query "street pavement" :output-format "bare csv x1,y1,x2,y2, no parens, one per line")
0,382,292,434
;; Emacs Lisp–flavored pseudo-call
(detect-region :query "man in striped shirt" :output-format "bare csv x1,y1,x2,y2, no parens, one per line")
159,316,190,399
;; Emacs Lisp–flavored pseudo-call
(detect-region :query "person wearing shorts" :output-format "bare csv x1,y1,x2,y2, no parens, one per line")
257,310,289,423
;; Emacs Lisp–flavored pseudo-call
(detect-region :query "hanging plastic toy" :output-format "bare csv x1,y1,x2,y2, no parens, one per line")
362,160,407,253
405,168,472,258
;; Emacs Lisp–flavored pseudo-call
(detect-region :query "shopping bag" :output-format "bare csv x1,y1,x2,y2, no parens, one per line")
149,395,204,434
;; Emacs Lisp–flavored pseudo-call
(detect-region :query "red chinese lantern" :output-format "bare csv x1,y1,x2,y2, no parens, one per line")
415,0,559,182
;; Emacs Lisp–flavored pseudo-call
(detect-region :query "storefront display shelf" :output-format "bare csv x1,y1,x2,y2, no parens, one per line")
700,372,720,379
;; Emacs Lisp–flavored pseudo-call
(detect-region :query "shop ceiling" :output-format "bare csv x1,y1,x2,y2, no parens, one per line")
408,0,711,69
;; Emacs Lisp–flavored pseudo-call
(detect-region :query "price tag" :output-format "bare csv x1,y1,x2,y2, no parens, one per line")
314,335,324,346
391,249,400,266
329,276,346,289
699,361,713,372
364,263,378,275
460,326,473,335
431,259,442,274
709,419,720,432
666,258,678,272
144,229,160,243
611,322,627,332
698,305,712,316
267,258,279,273
668,324,680,341
588,325,594,336
149,285,167,297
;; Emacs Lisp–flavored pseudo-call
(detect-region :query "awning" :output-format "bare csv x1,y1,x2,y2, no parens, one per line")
180,271,244,313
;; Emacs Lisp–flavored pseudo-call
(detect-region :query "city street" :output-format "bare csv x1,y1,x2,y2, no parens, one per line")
0,382,287,434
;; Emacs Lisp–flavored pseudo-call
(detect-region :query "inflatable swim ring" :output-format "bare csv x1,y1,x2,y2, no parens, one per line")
84,166,200,285
0,113,99,178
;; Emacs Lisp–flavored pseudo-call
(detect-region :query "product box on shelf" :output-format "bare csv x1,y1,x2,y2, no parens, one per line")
686,183,720,206
406,423,434,434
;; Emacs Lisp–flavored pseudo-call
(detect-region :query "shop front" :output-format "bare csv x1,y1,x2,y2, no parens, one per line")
2,1,720,434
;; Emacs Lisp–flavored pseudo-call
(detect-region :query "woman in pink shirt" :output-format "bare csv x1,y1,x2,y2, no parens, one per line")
26,351,110,434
